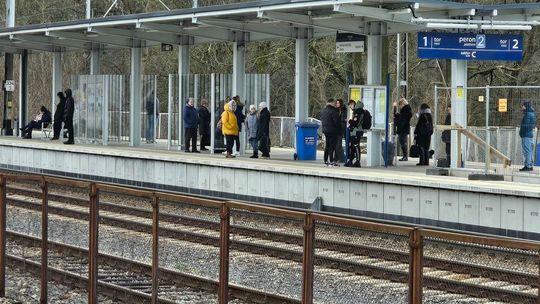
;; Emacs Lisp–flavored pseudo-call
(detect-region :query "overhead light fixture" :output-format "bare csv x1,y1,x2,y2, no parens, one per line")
480,24,531,31
426,23,478,30
86,33,99,38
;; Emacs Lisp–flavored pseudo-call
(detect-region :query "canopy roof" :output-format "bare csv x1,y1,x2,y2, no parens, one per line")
1,0,540,53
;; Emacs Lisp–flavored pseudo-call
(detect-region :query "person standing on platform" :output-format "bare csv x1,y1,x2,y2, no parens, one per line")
63,89,75,145
198,99,211,151
441,105,452,165
183,97,199,153
414,103,433,166
145,90,159,143
51,92,66,140
245,104,258,158
336,99,347,163
345,100,364,167
394,98,412,161
321,99,341,167
519,101,536,172
257,102,271,159
232,95,245,156
221,100,239,158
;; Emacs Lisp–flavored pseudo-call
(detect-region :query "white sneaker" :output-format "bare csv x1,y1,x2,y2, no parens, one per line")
233,151,240,156
222,151,228,155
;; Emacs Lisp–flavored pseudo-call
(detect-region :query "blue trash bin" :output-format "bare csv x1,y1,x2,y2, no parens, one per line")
535,143,540,166
295,122,320,160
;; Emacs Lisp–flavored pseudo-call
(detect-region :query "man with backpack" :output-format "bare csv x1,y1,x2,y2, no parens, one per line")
345,100,371,167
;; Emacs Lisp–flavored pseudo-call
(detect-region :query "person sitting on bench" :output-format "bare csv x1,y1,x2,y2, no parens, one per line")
20,106,52,139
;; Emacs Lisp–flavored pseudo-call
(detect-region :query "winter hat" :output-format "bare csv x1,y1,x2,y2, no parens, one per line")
228,100,237,111
259,102,267,108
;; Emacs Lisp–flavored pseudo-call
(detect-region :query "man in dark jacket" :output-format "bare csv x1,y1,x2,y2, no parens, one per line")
257,102,271,158
320,99,341,167
63,89,75,144
394,98,412,161
345,100,364,167
233,95,245,155
183,98,200,153
413,103,433,166
198,99,211,151
21,106,52,139
51,92,66,140
519,101,536,171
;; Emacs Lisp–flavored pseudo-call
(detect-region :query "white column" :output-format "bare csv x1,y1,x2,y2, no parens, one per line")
178,44,190,149
450,59,467,168
366,35,382,167
295,38,309,123
129,47,142,147
86,0,91,19
233,36,246,155
52,52,63,112
90,48,100,75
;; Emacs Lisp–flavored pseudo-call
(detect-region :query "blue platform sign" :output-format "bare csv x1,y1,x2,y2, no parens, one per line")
417,32,523,61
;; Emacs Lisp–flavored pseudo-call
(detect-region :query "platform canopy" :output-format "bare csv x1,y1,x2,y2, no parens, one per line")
0,0,540,53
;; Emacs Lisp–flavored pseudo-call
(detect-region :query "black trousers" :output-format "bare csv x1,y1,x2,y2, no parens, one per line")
185,128,198,152
258,135,270,157
348,136,361,163
445,142,451,163
53,120,64,139
234,135,240,152
336,134,345,162
200,133,210,149
419,143,430,165
398,133,408,157
65,118,74,143
225,135,235,154
324,133,338,163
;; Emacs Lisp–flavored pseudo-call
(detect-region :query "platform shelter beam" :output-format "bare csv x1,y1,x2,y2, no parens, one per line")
295,31,310,123
52,52,62,113
178,42,190,149
451,60,467,168
130,46,142,147
366,35,383,167
233,32,246,155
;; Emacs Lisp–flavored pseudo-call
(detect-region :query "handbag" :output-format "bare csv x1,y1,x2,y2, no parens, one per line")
409,141,420,158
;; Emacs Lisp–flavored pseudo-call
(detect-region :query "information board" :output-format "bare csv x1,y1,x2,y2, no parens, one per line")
336,33,365,53
417,32,523,61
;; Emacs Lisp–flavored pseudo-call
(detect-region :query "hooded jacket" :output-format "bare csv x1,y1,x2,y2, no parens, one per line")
256,107,271,140
54,93,66,122
520,102,536,138
64,89,75,121
414,108,433,147
198,105,211,135
221,102,239,136
246,111,258,140
349,101,365,135
395,104,412,135
320,104,341,135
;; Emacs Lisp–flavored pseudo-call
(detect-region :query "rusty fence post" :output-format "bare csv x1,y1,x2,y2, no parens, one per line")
88,183,99,304
0,175,6,298
40,178,48,304
537,249,540,304
302,213,315,304
218,204,230,304
408,228,424,304
151,194,159,304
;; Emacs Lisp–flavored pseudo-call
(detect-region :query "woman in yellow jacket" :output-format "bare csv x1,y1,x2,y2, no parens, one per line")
221,100,239,158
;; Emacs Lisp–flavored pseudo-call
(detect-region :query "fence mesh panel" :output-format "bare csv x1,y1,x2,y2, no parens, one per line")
313,221,410,304
422,237,539,304
228,208,304,300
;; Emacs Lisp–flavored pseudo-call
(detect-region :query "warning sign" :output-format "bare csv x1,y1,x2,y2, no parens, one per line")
498,98,507,112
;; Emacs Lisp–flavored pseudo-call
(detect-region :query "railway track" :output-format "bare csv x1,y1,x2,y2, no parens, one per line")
5,185,539,303
5,230,295,304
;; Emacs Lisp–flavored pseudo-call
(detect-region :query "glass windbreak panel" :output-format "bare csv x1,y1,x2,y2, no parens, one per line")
141,75,158,144
212,74,232,153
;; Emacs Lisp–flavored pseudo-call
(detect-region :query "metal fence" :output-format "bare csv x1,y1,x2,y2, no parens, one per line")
434,86,540,174
1,174,539,304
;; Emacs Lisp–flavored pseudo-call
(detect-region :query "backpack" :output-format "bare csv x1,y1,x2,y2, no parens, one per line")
361,109,372,130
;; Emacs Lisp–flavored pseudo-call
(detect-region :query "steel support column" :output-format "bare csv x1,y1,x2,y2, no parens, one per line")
295,38,309,123
90,48,100,75
178,43,190,149
367,35,383,167
233,33,246,155
451,59,467,168
18,50,28,134
52,52,62,114
129,47,142,147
